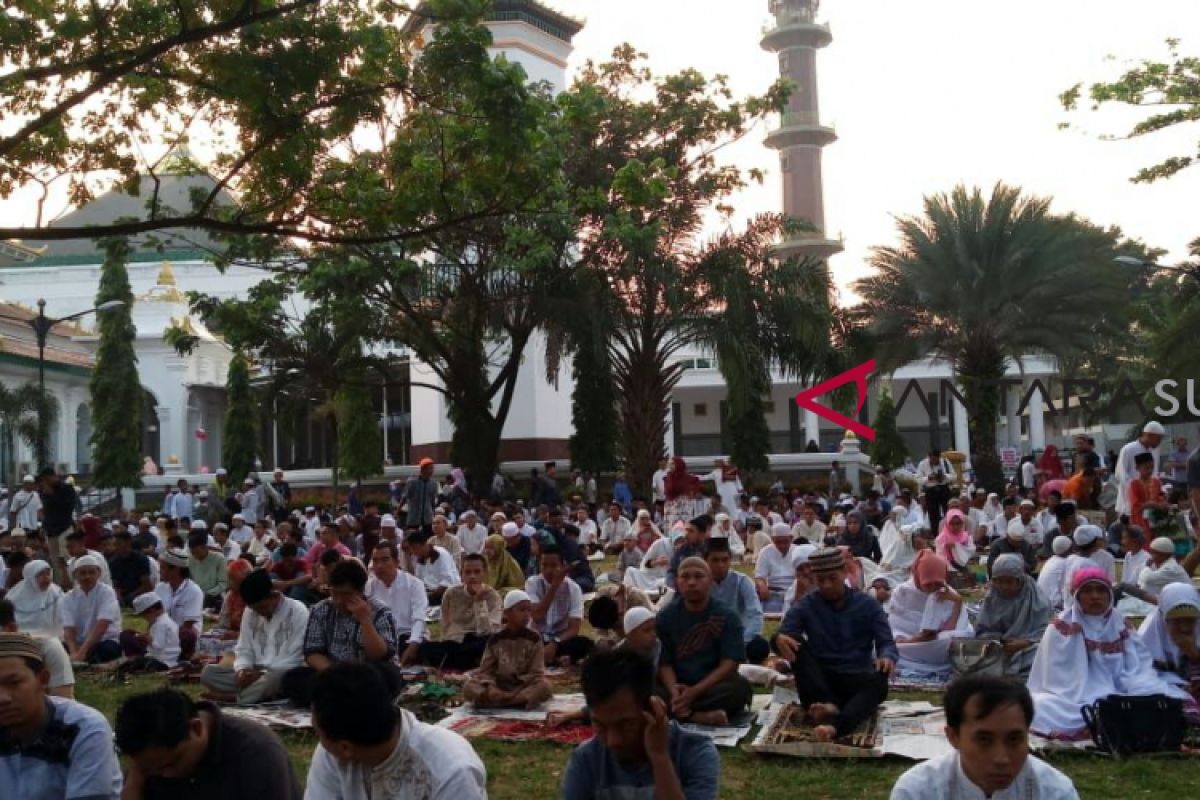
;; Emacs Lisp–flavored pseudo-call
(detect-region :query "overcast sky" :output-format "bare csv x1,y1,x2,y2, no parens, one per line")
556,0,1200,296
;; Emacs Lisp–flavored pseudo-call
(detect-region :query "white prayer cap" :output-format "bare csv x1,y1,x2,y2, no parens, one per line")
771,522,793,539
132,593,163,614
1073,525,1103,547
636,509,651,519
232,513,245,522
381,514,397,528
215,468,227,476
792,544,818,568
71,554,105,574
1150,536,1176,555
715,512,730,524
502,590,531,611
1143,421,1167,435
1019,498,1035,508
624,606,655,633
1006,518,1026,541
190,520,207,531
304,506,316,513
462,509,477,519
22,474,34,483
501,522,520,538
1051,536,1072,556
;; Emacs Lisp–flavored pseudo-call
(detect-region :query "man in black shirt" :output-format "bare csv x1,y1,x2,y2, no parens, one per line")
116,687,300,799
37,467,77,586
109,530,153,606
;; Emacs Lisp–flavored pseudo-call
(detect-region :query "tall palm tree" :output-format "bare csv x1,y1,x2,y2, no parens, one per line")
0,382,45,489
854,183,1126,489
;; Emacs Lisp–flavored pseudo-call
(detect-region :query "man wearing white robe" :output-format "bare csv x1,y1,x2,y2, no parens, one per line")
1114,422,1165,517
891,677,1078,800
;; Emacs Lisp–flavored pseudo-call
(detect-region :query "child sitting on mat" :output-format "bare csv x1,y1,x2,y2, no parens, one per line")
120,592,181,673
463,590,553,710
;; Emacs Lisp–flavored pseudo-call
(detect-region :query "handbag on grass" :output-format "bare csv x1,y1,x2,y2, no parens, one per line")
1080,694,1185,755
949,638,1006,680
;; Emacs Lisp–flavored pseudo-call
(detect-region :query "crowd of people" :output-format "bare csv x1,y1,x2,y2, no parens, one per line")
1,431,1198,798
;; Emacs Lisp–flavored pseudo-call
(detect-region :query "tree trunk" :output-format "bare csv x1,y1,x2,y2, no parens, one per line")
958,341,1007,493
617,349,675,498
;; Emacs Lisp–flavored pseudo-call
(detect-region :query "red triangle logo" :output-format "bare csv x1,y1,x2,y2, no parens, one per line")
795,359,877,442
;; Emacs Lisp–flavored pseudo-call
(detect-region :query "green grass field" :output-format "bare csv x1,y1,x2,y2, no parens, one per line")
77,560,1200,798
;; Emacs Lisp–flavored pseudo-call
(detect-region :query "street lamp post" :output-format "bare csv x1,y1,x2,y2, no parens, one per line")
1114,255,1200,283
0,298,125,469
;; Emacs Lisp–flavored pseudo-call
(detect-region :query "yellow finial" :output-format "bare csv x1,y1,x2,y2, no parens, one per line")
157,261,177,287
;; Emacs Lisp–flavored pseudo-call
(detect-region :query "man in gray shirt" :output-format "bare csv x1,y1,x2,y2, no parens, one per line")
404,458,438,527
562,649,718,800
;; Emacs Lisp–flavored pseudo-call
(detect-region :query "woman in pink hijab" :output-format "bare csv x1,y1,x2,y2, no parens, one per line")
934,508,975,571
887,550,972,671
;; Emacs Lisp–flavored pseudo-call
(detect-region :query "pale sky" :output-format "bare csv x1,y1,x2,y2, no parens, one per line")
556,0,1200,296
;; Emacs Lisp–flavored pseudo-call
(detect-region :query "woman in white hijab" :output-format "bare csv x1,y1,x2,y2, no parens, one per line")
981,492,1002,523
711,512,745,560
879,506,917,572
7,559,64,638
1137,582,1200,718
1027,566,1172,738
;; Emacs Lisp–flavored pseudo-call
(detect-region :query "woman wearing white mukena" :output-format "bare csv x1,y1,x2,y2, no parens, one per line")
1027,567,1171,738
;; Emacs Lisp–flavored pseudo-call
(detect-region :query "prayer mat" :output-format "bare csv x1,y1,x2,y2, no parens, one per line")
444,716,595,745
222,705,313,730
678,710,756,748
889,668,950,693
751,697,954,761
460,692,587,720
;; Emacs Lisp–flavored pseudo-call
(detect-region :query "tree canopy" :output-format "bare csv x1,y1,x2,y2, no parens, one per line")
1061,39,1200,183
0,0,550,246
854,183,1130,488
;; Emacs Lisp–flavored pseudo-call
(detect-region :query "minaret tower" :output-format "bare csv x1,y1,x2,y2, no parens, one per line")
762,0,842,260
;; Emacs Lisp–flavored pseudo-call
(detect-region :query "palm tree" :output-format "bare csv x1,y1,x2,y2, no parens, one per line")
1131,239,1200,419
853,183,1127,489
0,382,45,489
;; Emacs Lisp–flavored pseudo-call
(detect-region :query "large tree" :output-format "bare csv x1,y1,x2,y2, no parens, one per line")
0,0,534,246
88,238,143,495
559,50,846,494
222,352,257,486
334,376,383,488
853,183,1128,490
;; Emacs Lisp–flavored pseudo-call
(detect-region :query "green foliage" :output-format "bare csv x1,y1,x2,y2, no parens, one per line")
334,378,382,486
222,353,257,486
0,382,43,488
88,238,143,491
1,0,498,244
869,391,908,471
1061,40,1200,183
559,50,844,494
567,329,619,476
854,183,1127,490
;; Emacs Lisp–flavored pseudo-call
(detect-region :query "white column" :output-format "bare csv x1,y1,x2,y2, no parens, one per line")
953,390,971,467
272,397,280,469
1006,384,1021,448
381,385,389,463
1029,386,1046,451
663,401,675,458
804,408,820,449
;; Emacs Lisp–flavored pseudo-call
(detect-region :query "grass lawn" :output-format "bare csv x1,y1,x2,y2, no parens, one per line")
77,561,1200,797
73,671,1200,798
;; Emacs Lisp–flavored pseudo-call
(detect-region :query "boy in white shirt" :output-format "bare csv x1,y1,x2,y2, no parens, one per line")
126,592,181,671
